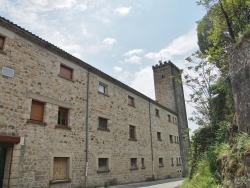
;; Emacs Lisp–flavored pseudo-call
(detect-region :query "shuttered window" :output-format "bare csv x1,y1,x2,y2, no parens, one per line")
60,64,73,80
30,100,44,122
53,157,68,180
0,36,5,50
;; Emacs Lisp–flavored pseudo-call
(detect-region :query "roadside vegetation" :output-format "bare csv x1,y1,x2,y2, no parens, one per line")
181,0,250,187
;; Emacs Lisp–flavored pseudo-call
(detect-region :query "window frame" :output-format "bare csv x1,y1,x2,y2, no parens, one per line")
98,117,109,131
59,64,73,80
98,82,108,95
171,157,174,166
168,114,171,122
169,135,173,143
128,96,135,106
57,107,69,127
98,158,110,172
159,158,164,167
155,108,160,117
30,100,45,122
141,158,145,169
129,125,137,141
130,158,138,170
157,132,162,141
0,35,5,50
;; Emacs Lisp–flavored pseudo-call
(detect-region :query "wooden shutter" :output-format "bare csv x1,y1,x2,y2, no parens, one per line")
60,65,73,80
30,101,44,122
0,36,5,50
53,157,67,180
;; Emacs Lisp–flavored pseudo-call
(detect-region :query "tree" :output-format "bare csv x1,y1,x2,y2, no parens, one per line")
184,52,220,127
197,0,250,73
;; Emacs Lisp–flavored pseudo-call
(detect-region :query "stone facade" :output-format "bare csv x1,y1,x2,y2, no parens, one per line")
229,32,250,134
0,17,185,188
152,61,190,177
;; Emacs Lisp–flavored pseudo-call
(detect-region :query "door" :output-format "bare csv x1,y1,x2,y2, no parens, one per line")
0,147,7,188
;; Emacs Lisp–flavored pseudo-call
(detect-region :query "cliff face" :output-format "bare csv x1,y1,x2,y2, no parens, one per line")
217,134,250,188
229,32,250,134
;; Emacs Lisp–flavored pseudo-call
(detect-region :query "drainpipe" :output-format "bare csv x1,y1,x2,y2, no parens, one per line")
148,100,154,180
85,70,90,187
8,146,14,188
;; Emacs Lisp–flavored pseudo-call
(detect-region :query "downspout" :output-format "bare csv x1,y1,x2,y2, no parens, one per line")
148,100,154,180
85,70,90,187
8,146,14,188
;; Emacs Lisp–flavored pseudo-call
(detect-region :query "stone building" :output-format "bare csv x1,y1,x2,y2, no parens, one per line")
0,16,189,188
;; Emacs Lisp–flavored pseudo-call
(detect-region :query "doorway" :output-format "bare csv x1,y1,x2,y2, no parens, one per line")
0,147,7,188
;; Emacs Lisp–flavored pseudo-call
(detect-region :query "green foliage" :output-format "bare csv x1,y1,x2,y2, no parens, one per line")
197,0,250,73
104,182,109,188
184,51,227,127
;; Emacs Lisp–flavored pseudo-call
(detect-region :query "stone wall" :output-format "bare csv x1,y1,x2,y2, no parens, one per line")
229,32,250,134
0,18,182,188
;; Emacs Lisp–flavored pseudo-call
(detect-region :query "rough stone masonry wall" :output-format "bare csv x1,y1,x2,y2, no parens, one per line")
153,62,190,177
86,73,181,186
0,27,87,187
229,33,250,134
0,24,182,188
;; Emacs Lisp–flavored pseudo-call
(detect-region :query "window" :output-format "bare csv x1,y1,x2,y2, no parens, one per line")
169,135,173,143
172,117,174,123
177,136,179,143
98,158,109,172
128,96,135,106
155,108,159,117
58,107,68,126
98,82,108,94
168,115,171,122
98,117,108,130
159,158,164,167
178,157,181,166
53,157,69,180
59,64,73,80
157,132,162,141
30,100,44,122
141,158,145,168
129,125,136,140
0,36,5,50
130,158,138,170
171,157,174,166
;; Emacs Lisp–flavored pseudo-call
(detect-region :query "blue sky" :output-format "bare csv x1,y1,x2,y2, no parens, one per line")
0,0,206,134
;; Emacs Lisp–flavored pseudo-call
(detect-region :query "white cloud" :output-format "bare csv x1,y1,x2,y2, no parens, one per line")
145,28,198,61
115,6,131,16
113,66,122,73
103,38,117,46
92,8,111,24
80,23,91,37
130,67,155,99
124,55,142,65
117,71,132,83
124,49,144,57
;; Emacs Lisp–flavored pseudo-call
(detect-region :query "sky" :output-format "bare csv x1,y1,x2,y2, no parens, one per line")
0,0,206,135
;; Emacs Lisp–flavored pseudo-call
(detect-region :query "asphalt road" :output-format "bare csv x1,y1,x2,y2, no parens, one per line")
110,178,184,188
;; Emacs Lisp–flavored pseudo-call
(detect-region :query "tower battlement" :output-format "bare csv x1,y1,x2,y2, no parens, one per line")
152,60,180,71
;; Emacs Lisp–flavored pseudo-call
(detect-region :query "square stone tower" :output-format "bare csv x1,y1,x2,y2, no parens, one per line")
152,60,190,177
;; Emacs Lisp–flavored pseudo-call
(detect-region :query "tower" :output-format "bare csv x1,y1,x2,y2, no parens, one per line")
152,60,190,177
